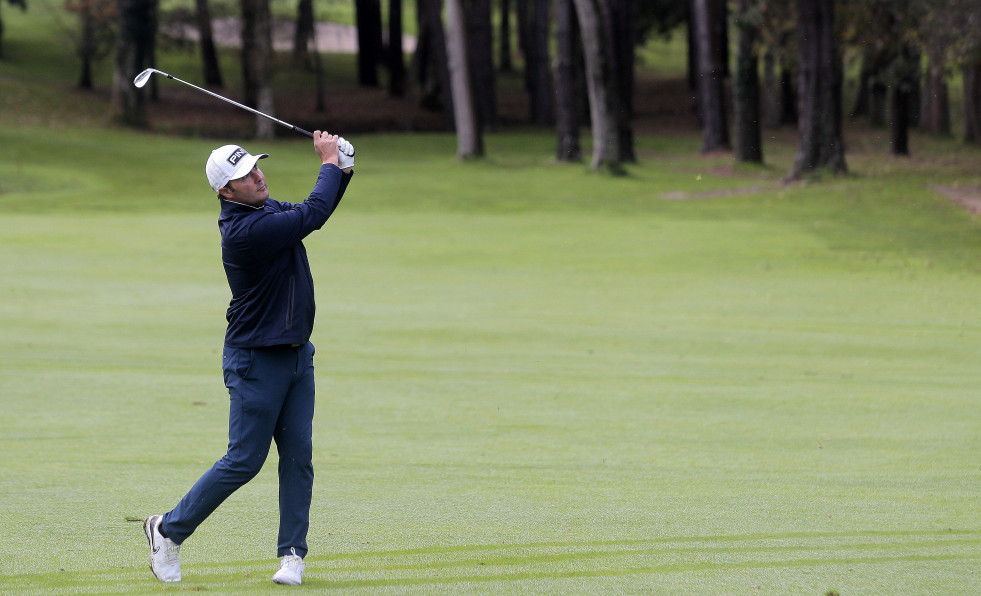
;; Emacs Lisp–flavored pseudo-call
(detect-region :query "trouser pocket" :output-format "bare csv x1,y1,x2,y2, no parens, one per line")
222,345,255,387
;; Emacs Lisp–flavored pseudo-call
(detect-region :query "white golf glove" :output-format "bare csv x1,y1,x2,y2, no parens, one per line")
338,137,355,170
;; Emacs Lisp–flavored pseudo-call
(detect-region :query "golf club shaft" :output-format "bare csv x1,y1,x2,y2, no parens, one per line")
139,69,313,138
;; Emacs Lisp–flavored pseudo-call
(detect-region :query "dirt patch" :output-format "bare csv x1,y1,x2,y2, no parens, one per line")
930,184,981,215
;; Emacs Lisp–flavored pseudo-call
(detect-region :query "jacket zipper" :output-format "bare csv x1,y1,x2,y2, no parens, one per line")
285,275,295,330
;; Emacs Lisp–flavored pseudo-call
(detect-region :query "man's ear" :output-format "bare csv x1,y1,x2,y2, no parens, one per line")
218,185,235,200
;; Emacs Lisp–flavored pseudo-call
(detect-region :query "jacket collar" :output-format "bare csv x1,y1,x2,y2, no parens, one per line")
219,196,264,212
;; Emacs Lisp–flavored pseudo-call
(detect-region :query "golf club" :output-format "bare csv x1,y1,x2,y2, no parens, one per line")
133,68,314,138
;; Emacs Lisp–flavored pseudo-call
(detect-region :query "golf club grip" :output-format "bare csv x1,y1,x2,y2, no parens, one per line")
295,126,314,138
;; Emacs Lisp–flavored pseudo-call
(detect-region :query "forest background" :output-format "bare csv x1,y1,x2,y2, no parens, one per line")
3,0,981,174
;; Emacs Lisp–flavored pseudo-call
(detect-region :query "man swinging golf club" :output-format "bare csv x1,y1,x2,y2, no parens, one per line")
143,131,355,585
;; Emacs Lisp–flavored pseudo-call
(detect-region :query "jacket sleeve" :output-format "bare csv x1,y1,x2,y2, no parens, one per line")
245,164,354,257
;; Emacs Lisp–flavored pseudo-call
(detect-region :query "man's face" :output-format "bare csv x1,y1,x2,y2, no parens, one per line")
219,166,268,206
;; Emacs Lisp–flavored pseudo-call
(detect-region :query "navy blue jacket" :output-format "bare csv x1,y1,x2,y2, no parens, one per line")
218,164,353,348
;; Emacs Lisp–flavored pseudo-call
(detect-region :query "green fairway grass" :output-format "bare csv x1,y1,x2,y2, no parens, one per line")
2,123,981,594
3,3,981,593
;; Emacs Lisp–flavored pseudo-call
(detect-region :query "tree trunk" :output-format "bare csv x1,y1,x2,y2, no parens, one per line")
762,46,780,128
515,0,530,86
866,50,892,128
78,1,97,89
498,0,513,72
310,9,327,114
889,44,917,156
415,0,454,128
112,0,156,128
356,0,383,87
80,57,95,90
387,0,407,97
869,78,887,127
432,0,454,126
788,0,846,179
687,0,725,109
692,0,729,152
686,4,696,92
964,60,981,144
413,0,434,105
908,50,921,129
710,0,728,78
311,18,326,111
780,65,797,124
921,40,950,135
241,0,258,106
532,0,554,126
294,0,314,64
890,82,910,156
241,0,275,138
445,0,482,157
555,0,582,162
468,0,496,128
851,51,872,117
517,0,553,126
196,0,223,86
148,0,159,100
733,0,761,163
611,0,634,162
571,0,622,174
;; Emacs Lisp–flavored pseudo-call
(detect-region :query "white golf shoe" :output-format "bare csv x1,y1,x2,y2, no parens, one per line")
272,547,305,585
143,515,181,582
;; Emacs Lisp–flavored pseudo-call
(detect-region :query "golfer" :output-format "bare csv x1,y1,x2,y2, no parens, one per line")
144,131,354,585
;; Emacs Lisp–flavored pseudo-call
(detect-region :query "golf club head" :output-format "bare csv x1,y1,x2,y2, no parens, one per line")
133,68,161,89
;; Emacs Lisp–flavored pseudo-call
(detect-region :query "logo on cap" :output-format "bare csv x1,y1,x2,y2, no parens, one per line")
227,147,247,166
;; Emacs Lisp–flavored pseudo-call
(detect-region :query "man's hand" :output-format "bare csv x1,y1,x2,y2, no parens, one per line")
313,131,339,166
337,137,355,172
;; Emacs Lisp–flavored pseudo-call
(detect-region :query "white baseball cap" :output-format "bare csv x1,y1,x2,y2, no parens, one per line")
206,144,269,191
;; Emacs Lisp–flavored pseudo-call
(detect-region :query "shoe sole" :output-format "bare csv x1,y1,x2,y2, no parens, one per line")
273,577,302,586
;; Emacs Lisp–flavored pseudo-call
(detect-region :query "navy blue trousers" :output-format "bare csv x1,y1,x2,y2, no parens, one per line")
161,342,316,558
